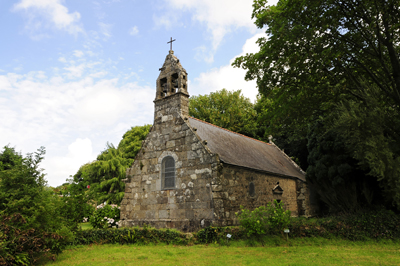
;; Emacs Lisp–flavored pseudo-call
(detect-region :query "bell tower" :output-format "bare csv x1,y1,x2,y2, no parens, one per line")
154,39,189,123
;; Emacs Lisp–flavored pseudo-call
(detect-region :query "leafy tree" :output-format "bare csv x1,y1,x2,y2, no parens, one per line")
189,89,258,138
233,0,400,210
0,145,23,171
94,143,133,203
330,94,400,208
118,124,152,159
0,146,74,264
71,144,132,204
0,146,48,227
306,118,382,213
234,0,400,135
254,95,309,169
70,125,151,204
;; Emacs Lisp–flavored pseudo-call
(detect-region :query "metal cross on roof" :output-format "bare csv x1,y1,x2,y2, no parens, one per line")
167,37,176,51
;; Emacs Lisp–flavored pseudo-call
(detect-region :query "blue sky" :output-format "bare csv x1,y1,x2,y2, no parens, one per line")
0,0,277,187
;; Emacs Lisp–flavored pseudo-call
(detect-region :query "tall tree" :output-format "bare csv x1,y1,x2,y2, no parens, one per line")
0,146,47,224
189,89,258,138
234,0,400,137
0,146,75,231
233,0,400,210
306,118,382,213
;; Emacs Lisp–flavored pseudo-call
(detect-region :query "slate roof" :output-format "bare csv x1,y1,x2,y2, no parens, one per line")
187,117,306,181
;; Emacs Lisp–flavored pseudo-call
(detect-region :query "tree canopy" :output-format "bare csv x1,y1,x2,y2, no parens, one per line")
189,89,258,138
0,146,48,225
234,0,400,137
233,0,400,211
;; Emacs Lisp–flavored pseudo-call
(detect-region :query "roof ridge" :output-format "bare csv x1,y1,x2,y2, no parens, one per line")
188,116,271,146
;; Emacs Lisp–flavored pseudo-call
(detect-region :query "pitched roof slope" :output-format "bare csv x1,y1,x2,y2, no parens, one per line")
188,117,305,181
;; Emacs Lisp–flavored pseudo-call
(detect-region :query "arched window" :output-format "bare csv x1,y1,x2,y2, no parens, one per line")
162,156,175,189
249,182,255,197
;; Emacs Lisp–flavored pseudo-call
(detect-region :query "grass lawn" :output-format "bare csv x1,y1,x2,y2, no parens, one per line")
78,222,93,230
40,238,400,266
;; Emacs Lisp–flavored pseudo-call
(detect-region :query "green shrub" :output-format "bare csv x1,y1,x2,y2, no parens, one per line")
58,193,95,225
73,227,190,245
236,200,291,238
90,203,120,229
196,226,245,244
289,209,400,240
0,146,76,264
0,214,68,266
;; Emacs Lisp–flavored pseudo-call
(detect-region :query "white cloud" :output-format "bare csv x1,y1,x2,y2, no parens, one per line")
190,33,266,102
124,72,141,81
170,0,255,50
13,66,23,72
42,138,96,186
129,26,139,36
90,71,108,78
13,0,84,36
194,46,214,64
0,76,13,91
64,64,86,79
73,50,84,58
98,22,112,39
238,32,266,56
58,57,67,63
0,68,154,186
153,13,179,30
157,0,278,62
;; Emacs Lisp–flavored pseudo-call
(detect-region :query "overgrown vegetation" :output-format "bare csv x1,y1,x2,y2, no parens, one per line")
0,214,69,265
236,200,291,238
289,209,400,241
72,226,191,246
233,0,400,212
0,146,75,265
197,208,400,244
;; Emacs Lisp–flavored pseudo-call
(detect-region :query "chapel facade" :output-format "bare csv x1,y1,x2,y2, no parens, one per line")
119,49,315,232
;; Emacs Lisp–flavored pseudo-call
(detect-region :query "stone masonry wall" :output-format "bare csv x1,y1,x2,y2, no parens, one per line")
120,93,219,232
211,164,300,226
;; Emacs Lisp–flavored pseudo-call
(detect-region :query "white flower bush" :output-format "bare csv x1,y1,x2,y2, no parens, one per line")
89,203,121,229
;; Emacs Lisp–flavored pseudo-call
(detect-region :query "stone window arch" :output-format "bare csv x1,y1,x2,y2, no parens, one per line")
162,156,175,189
158,151,179,190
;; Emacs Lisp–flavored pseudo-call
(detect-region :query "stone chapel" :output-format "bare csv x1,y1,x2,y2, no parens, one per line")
120,48,315,232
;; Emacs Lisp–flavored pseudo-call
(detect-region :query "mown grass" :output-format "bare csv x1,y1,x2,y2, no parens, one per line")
78,222,93,230
40,238,400,266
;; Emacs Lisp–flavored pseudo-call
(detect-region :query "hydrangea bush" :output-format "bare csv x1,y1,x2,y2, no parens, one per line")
89,202,120,229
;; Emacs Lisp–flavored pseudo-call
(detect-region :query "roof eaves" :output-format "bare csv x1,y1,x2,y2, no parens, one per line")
268,141,306,175
220,160,306,182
